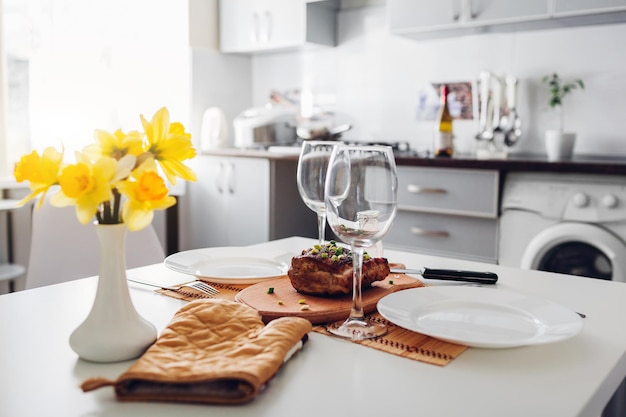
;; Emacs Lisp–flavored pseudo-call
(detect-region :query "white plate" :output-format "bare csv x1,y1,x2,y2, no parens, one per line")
377,286,584,348
164,247,290,284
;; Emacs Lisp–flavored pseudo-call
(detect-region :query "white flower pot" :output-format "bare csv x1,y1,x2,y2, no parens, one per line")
69,223,157,362
545,130,576,162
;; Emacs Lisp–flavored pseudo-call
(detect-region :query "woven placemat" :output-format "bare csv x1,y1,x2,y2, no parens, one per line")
155,279,468,366
313,312,467,366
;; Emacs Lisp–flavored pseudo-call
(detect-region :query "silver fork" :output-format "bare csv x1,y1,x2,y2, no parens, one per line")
127,278,220,297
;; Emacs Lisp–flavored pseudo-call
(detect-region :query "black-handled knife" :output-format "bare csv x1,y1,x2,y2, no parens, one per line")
390,268,498,284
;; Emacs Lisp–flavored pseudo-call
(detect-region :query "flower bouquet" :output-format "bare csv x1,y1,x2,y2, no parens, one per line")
13,106,197,362
14,106,196,230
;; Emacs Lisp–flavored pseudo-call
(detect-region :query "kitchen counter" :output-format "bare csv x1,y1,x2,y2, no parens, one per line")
395,153,626,176
204,149,626,176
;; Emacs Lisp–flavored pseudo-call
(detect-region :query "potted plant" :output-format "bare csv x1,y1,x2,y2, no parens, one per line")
542,73,585,161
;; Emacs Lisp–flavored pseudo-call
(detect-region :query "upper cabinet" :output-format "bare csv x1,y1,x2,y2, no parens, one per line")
219,0,339,54
388,0,547,35
555,0,626,15
388,0,626,41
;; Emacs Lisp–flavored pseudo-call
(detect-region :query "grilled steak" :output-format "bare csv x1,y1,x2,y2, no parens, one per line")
288,241,390,296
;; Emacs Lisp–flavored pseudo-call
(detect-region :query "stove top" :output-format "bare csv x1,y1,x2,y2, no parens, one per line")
343,141,426,157
263,140,422,157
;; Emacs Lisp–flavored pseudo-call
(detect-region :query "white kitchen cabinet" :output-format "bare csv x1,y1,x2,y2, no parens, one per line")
187,155,269,248
388,0,549,40
384,167,499,264
388,0,626,41
185,155,317,249
388,0,547,35
219,0,338,54
555,0,626,15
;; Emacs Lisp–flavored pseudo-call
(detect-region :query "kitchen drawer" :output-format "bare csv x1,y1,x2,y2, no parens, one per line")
384,210,499,263
397,167,499,218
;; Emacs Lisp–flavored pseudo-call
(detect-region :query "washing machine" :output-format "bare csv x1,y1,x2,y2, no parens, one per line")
499,172,626,282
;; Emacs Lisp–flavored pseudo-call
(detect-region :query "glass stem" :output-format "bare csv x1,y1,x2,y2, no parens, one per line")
349,246,365,321
317,212,326,245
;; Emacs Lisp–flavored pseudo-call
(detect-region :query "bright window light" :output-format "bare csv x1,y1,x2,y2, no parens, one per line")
1,0,190,174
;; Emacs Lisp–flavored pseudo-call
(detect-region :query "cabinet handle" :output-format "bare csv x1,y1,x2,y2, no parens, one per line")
261,11,272,42
410,227,450,238
216,162,224,194
453,0,476,21
407,184,448,194
226,162,235,194
250,11,260,43
452,0,461,21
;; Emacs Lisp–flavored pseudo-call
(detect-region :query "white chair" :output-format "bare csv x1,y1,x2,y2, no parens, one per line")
0,199,27,293
25,197,165,290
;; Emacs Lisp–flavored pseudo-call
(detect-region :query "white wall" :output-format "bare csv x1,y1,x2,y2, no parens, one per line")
1,0,192,182
250,4,626,157
181,0,253,251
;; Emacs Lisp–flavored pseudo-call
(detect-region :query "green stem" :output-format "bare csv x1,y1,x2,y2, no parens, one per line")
113,189,122,223
102,201,112,224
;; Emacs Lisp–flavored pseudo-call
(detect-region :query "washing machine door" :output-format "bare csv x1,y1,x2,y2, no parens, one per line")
521,223,626,282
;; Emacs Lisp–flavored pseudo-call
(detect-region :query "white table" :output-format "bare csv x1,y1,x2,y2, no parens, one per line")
1,236,625,417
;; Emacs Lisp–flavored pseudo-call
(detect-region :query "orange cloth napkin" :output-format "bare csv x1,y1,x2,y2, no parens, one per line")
81,298,312,404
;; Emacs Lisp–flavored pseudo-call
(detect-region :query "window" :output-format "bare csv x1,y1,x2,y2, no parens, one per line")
1,0,190,175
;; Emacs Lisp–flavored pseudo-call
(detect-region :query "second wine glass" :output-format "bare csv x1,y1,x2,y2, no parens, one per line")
324,144,398,340
296,140,342,245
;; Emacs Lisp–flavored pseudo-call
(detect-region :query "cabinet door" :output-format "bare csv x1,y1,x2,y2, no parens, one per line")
185,156,269,248
219,0,257,52
225,157,270,245
388,0,550,38
219,0,306,52
186,156,228,248
471,0,548,23
388,0,457,32
555,0,626,15
259,0,305,49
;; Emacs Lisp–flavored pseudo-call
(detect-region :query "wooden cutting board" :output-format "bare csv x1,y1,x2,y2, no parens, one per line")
234,271,424,324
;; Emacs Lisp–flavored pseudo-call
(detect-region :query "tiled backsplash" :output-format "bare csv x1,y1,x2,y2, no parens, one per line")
250,5,626,157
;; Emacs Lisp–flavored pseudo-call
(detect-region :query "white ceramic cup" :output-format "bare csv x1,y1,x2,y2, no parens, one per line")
545,130,576,161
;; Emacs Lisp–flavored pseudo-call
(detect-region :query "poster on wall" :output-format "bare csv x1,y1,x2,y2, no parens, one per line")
416,81,474,121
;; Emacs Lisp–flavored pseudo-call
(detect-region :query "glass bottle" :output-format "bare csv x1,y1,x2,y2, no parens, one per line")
434,84,454,157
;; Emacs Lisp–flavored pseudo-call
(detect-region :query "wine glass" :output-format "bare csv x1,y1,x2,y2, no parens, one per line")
296,140,342,245
324,144,398,340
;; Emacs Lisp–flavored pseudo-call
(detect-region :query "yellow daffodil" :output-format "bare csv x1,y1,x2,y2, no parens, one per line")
13,147,63,207
112,154,137,183
51,152,118,224
117,159,176,231
83,129,144,161
13,107,195,231
141,107,197,185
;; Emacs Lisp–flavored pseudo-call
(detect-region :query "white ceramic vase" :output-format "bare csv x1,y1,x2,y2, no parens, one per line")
69,223,157,362
545,129,576,161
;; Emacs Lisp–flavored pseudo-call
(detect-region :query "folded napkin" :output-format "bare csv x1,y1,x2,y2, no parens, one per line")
81,298,312,404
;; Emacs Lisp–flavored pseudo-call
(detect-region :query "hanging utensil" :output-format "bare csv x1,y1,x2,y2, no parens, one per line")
504,76,521,147
476,71,494,141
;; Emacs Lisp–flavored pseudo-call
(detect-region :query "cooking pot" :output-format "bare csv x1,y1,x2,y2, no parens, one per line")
296,123,352,141
233,105,297,148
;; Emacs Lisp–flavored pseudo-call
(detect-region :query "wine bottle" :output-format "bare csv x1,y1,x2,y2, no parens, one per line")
434,84,454,157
